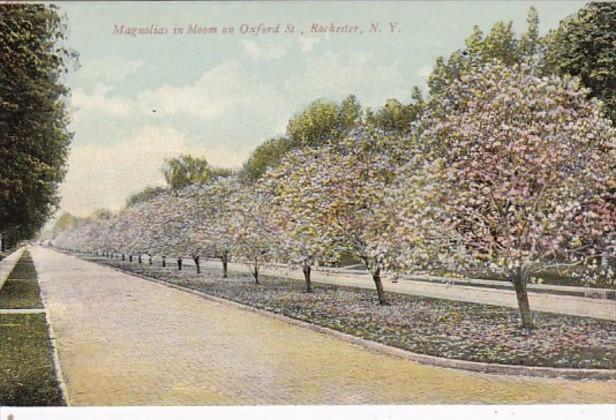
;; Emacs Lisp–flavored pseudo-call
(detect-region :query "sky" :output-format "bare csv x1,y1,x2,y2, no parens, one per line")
55,0,586,217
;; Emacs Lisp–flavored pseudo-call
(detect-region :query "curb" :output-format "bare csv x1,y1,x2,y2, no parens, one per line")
41,304,70,406
95,259,616,381
34,252,70,406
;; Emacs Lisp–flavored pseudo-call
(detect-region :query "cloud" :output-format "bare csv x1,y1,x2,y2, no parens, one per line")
284,51,407,108
60,125,248,216
77,56,144,83
61,51,410,216
298,37,320,52
417,64,433,79
241,39,287,60
71,83,134,121
135,61,289,125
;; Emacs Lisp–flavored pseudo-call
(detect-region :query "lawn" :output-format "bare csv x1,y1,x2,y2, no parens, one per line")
0,250,64,406
87,255,616,370
7,256,38,280
0,314,64,406
0,251,43,309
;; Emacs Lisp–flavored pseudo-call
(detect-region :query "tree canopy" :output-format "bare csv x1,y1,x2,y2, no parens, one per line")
0,4,76,248
544,2,616,123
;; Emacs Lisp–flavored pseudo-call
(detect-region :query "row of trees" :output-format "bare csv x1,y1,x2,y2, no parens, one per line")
120,4,615,211
1,4,76,251
55,60,615,329
53,5,615,329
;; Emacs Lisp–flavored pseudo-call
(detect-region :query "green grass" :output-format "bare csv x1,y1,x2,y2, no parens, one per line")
0,251,43,309
0,279,43,309
0,249,65,406
7,256,37,280
0,314,64,406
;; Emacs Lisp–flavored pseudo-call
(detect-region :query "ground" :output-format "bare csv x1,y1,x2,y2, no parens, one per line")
30,246,616,405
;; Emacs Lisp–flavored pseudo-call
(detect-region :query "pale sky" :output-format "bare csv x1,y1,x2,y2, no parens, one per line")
55,1,586,217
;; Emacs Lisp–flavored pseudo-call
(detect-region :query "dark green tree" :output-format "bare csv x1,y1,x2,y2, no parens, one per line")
125,186,167,208
0,4,76,249
241,136,293,183
427,7,541,97
544,2,616,122
51,212,81,235
366,87,424,135
241,95,363,183
287,95,362,148
162,155,214,191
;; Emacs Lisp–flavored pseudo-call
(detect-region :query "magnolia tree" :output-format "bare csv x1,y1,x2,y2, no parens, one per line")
225,183,275,284
189,178,242,278
265,130,409,304
394,62,616,328
259,152,341,292
164,186,212,272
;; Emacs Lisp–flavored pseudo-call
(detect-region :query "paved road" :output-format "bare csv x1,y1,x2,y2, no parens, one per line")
31,247,615,405
192,259,616,321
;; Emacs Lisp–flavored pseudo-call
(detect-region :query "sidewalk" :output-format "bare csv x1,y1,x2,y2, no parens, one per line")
29,247,616,404
403,274,615,300
187,258,616,321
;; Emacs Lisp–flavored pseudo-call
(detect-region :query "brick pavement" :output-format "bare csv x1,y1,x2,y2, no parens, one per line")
30,247,615,405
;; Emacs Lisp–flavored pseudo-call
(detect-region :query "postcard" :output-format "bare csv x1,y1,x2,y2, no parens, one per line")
0,1,614,419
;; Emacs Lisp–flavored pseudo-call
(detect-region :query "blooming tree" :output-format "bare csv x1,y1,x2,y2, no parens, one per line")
266,129,409,304
259,154,341,292
189,178,242,278
394,62,616,328
224,183,275,284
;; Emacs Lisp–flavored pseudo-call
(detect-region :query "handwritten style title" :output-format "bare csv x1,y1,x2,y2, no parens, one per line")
112,22,401,37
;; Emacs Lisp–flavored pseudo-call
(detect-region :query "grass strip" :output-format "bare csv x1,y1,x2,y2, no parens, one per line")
0,251,43,309
0,313,64,406
89,255,616,370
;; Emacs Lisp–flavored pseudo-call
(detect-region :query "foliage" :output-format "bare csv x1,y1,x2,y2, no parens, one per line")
286,95,362,148
51,212,83,235
543,2,616,123
125,186,167,208
365,87,424,135
51,2,616,333
0,4,76,246
90,208,113,221
427,7,541,98
240,136,293,183
262,127,411,303
393,63,616,328
162,155,214,191
240,95,363,184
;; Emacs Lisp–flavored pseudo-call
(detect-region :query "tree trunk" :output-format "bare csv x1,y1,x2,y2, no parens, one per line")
302,262,313,293
512,274,534,329
122,254,125,261
371,267,387,305
138,254,142,264
162,256,166,267
177,257,182,271
149,255,153,265
129,255,133,262
253,258,260,284
221,253,228,278
193,256,200,274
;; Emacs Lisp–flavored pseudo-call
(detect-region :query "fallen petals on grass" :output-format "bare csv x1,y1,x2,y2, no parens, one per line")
90,256,616,370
